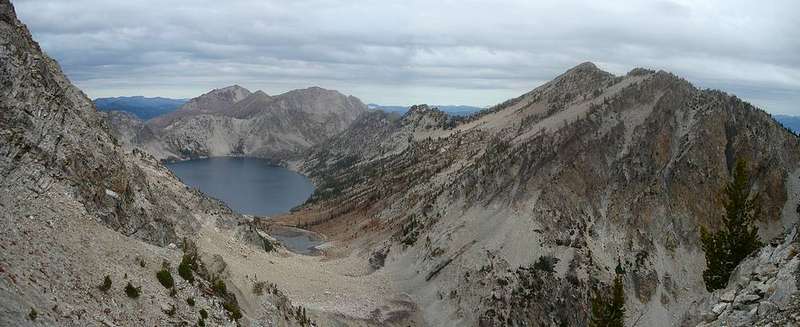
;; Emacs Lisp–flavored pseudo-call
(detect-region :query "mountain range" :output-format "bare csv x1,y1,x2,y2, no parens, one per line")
776,114,800,134
103,85,367,162
2,0,800,326
101,97,797,137
94,96,187,120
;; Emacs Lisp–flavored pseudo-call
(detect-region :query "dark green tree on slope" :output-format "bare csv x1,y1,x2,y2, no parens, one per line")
590,270,625,327
700,159,763,291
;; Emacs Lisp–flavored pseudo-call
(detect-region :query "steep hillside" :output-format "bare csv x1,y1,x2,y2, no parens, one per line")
108,85,368,162
287,63,800,326
94,96,187,120
1,2,410,326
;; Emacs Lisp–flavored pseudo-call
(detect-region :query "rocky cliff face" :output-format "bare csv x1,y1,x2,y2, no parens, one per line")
108,84,368,162
290,63,800,326
0,0,229,246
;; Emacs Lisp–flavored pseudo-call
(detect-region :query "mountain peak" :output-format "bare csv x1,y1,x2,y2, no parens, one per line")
205,85,251,100
572,61,599,70
252,90,270,98
560,61,610,78
217,84,248,92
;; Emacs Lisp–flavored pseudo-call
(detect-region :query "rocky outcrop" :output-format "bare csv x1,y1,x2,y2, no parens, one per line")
684,226,800,326
288,62,800,326
0,0,236,246
108,84,368,162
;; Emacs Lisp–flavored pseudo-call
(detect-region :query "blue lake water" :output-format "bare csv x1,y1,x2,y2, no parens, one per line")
166,157,315,216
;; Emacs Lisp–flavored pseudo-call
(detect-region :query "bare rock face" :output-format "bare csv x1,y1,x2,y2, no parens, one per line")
0,0,237,246
109,84,368,162
292,62,800,326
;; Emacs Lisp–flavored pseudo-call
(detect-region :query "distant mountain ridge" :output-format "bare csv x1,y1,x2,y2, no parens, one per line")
368,103,484,116
775,114,800,134
94,96,187,120
104,85,367,162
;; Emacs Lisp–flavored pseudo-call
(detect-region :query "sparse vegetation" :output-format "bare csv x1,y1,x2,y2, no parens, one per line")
263,238,275,252
213,279,227,296
295,306,311,325
165,304,176,316
533,255,559,273
169,287,177,297
223,299,242,321
124,282,141,298
28,308,37,321
99,275,112,292
700,159,763,291
590,273,625,327
178,254,195,283
156,267,175,289
252,281,268,296
400,215,420,246
136,256,146,268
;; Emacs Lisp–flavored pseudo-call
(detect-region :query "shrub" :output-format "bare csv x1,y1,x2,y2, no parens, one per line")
187,297,195,306
28,308,37,321
533,255,559,273
124,282,141,298
252,281,268,296
198,318,205,327
223,299,242,321
156,268,175,289
400,216,419,246
263,239,275,252
199,309,208,319
178,255,195,283
212,279,227,296
700,159,763,291
99,275,112,292
165,304,176,316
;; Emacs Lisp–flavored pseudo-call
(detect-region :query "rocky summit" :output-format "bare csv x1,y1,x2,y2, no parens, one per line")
2,0,800,326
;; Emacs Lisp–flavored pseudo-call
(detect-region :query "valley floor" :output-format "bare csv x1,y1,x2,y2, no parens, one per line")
194,222,423,326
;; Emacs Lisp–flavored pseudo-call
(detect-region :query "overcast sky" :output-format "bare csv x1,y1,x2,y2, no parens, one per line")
13,0,800,114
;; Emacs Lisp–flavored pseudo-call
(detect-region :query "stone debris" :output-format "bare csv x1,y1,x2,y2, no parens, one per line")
687,227,800,327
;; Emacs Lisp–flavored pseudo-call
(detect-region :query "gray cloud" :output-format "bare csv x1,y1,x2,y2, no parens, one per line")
13,0,800,114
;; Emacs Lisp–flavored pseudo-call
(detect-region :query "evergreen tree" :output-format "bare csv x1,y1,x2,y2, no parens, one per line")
590,273,625,327
700,159,763,291
178,254,194,283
